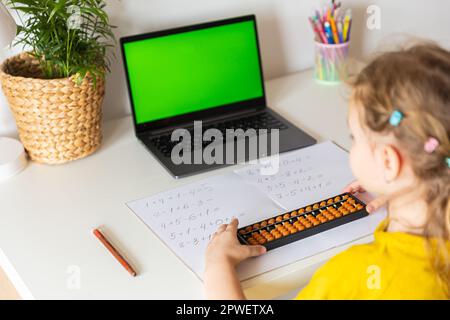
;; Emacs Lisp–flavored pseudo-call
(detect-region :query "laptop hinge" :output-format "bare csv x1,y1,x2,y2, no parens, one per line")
146,107,263,136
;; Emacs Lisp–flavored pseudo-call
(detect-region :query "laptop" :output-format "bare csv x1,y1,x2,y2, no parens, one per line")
120,15,316,178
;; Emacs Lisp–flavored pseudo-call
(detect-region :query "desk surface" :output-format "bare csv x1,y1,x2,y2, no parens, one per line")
0,68,372,299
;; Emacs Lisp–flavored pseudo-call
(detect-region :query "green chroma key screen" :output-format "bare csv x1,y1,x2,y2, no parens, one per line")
123,20,264,124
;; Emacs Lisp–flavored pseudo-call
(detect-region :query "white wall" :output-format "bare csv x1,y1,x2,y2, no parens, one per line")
1,0,449,137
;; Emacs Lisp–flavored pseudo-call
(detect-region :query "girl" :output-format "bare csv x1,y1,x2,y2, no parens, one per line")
204,42,450,299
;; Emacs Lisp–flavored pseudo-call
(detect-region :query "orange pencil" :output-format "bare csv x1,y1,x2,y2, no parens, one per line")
329,15,340,44
93,228,137,277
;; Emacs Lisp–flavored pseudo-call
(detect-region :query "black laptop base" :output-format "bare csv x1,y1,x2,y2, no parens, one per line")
139,108,316,178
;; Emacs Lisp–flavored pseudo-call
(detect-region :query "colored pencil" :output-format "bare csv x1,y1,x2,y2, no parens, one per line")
93,228,137,277
309,1,351,44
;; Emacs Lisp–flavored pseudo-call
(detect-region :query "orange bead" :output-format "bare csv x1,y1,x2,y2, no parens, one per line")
257,238,267,244
290,211,298,217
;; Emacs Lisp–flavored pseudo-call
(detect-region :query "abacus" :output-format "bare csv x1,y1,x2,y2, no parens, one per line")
237,193,368,251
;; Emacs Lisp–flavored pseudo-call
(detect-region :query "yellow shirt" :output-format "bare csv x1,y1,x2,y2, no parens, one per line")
295,220,449,299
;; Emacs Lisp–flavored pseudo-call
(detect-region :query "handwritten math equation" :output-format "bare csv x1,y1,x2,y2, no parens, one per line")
137,183,246,250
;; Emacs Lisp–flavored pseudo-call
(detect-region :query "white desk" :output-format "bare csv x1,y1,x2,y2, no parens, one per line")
0,68,373,299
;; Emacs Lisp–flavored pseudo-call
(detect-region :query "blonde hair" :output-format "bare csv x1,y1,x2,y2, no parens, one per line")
350,42,450,296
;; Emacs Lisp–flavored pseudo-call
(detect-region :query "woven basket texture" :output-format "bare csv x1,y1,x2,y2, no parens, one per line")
0,53,104,164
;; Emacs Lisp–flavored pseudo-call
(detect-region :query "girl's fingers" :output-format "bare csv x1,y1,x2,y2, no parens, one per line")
244,245,267,258
226,218,239,232
216,224,227,233
366,196,388,213
343,180,366,194
343,181,359,193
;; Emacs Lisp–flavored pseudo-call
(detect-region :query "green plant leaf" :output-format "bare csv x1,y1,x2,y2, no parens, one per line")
7,0,116,83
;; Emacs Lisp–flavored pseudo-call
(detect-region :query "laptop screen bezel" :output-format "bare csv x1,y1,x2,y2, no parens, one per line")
120,15,267,135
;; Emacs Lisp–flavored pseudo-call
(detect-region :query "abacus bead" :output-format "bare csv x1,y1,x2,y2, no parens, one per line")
253,223,260,230
320,201,327,207
257,238,267,244
261,221,268,227
283,213,291,220
356,204,363,210
313,203,319,209
239,229,246,235
276,216,283,222
327,199,334,204
268,218,275,225
343,195,349,199
245,226,253,232
290,211,298,217
298,208,305,214
334,196,341,202
306,206,312,212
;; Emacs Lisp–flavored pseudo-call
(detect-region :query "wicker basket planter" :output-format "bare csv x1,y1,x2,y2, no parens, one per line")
0,53,105,164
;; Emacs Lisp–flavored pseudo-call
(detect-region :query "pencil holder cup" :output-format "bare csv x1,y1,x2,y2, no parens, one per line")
314,41,350,84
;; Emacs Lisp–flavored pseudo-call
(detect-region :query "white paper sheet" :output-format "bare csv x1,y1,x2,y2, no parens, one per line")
126,141,386,281
126,173,282,279
234,141,355,210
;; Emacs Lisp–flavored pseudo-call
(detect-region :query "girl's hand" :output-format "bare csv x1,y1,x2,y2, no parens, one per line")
204,218,265,300
343,180,387,214
205,218,266,268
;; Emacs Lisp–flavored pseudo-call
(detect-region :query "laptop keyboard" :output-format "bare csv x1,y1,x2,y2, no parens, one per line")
149,113,288,157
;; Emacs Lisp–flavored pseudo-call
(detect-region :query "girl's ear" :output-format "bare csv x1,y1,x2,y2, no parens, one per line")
382,145,402,183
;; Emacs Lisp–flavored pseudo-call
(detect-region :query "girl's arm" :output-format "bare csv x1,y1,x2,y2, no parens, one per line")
204,218,266,300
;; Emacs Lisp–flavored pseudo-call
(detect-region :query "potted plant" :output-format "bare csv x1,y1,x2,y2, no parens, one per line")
0,0,115,164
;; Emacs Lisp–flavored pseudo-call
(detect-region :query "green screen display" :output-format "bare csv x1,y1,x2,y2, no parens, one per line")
123,20,264,124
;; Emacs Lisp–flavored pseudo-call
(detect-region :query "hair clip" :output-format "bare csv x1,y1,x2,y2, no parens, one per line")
446,157,450,168
424,137,439,154
389,110,404,127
